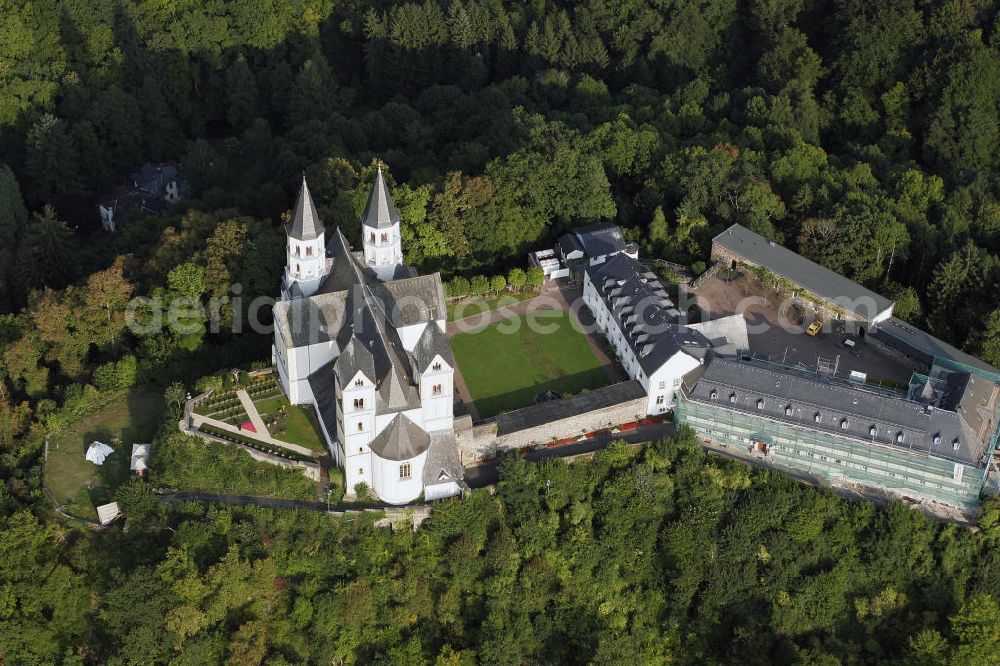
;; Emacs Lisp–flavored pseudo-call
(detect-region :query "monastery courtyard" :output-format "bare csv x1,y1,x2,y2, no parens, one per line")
689,273,913,387
448,282,624,419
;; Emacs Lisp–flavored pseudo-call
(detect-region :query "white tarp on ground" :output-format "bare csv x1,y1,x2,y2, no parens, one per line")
130,443,151,472
96,502,120,525
687,314,750,356
86,441,114,466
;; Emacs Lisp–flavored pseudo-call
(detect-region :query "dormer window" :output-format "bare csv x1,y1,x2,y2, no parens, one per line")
814,412,822,423
784,405,792,416
933,435,941,446
952,438,960,451
756,399,765,410
709,390,718,400
869,426,877,437
840,418,849,429
729,393,737,403
896,432,904,443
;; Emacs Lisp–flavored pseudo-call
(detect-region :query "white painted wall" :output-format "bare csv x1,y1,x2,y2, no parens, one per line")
425,480,461,501
645,353,700,415
420,354,454,432
397,322,428,351
363,221,404,281
372,449,427,504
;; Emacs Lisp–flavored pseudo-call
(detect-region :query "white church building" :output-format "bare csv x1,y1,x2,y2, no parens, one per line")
272,169,463,504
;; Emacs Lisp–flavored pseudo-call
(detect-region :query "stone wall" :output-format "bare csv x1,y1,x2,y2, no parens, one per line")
456,395,647,463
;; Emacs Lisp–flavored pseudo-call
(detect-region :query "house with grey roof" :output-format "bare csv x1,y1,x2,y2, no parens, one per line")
712,224,895,331
555,222,638,271
272,170,462,504
677,354,1000,508
582,253,748,415
98,163,184,232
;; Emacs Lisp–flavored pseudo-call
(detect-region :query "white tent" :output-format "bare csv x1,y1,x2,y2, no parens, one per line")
85,441,114,466
130,443,151,472
96,502,120,525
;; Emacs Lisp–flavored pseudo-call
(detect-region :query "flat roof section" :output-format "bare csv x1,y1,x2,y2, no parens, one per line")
496,380,646,436
877,317,1000,376
713,224,895,321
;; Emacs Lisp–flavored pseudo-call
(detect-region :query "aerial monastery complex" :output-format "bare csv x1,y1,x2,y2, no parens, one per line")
270,170,1000,511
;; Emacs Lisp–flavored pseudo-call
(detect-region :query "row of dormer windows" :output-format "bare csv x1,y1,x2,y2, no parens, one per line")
703,389,946,447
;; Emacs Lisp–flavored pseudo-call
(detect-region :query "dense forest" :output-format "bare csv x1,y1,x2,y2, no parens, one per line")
4,0,1000,663
8,429,1000,663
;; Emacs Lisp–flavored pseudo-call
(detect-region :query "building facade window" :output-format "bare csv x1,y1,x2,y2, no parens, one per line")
357,422,363,432
432,384,442,395
370,232,375,243
656,395,665,405
400,462,411,479
381,232,389,243
306,246,313,256
353,398,364,409
355,378,364,387
432,362,441,371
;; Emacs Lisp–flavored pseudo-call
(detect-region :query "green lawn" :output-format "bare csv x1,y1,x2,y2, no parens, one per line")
451,310,609,417
266,400,328,453
447,291,537,322
44,389,164,521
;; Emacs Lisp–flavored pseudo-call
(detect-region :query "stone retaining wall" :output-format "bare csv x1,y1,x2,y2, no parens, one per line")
456,395,647,463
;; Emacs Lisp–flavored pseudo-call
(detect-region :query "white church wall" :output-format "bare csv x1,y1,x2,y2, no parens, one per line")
424,480,461,501
372,449,427,505
396,322,428,352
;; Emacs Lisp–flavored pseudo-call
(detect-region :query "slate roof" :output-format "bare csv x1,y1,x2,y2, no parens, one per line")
362,167,401,229
333,335,376,384
132,163,179,197
682,355,990,467
557,221,628,260
288,176,324,241
422,432,464,486
273,290,348,347
713,224,895,321
369,413,431,461
876,317,1000,375
412,322,455,372
586,254,712,374
369,275,447,327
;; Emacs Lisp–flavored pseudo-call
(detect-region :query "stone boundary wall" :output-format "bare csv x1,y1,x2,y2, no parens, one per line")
456,395,647,463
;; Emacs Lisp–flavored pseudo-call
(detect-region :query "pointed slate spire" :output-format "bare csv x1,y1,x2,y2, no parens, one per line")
288,175,324,240
362,166,401,230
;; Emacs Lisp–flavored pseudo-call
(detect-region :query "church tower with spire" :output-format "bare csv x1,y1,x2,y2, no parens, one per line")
283,176,330,299
361,167,404,281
